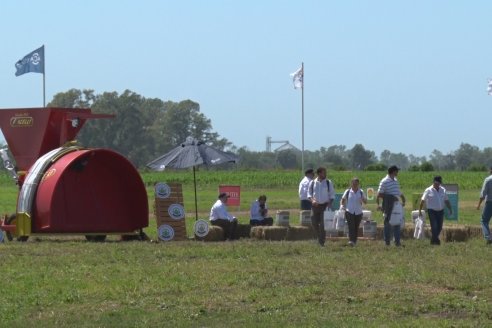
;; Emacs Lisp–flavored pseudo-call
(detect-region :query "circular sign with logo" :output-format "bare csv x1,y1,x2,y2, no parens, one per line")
155,183,171,199
194,219,209,238
157,224,175,241
168,204,185,220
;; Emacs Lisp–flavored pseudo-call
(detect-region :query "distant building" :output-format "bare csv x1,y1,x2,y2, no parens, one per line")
274,143,300,153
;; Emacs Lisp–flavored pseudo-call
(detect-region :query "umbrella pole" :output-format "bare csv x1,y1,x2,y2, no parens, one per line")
193,166,198,221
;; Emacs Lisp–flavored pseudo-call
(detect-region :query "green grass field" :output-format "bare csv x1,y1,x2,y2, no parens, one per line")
1,170,491,326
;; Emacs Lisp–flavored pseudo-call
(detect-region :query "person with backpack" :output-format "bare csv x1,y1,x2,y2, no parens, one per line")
307,166,335,246
341,177,367,246
376,165,406,247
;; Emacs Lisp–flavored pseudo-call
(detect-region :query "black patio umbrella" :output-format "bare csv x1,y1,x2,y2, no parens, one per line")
146,137,239,220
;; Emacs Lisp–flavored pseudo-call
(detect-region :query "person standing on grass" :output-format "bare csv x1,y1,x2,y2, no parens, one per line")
341,178,367,246
419,176,453,245
477,167,492,245
307,167,335,246
376,165,406,247
210,193,238,241
299,168,315,210
249,195,274,226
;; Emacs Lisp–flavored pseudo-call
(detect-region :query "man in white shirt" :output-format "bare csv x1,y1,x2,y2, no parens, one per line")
376,165,406,246
307,167,335,246
419,176,452,245
299,168,314,210
210,193,237,240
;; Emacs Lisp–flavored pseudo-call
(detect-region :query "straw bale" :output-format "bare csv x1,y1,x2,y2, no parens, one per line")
466,226,483,238
236,224,251,239
200,225,224,242
259,226,289,241
443,226,469,242
286,225,313,241
250,226,264,239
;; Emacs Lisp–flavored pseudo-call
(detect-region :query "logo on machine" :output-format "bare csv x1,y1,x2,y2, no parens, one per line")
10,116,33,127
42,168,56,181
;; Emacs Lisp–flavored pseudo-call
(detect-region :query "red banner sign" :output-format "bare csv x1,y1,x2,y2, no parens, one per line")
218,185,241,206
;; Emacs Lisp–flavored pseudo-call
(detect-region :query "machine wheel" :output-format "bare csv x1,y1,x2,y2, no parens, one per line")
4,214,28,242
85,235,107,242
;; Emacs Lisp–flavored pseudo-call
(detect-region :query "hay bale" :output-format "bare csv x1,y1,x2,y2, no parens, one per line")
443,226,469,242
236,224,251,239
201,225,224,242
400,226,414,239
260,226,289,241
286,225,313,241
376,226,384,239
466,226,483,239
250,226,264,239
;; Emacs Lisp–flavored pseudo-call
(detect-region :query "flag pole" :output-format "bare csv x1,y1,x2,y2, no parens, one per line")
43,72,46,107
43,45,46,107
301,62,304,173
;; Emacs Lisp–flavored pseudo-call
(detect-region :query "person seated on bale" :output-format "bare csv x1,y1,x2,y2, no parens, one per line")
250,195,274,226
209,192,238,240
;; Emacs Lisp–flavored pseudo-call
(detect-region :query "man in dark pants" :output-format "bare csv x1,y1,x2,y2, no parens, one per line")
209,193,238,240
419,176,453,245
477,167,492,245
307,167,335,246
377,165,406,246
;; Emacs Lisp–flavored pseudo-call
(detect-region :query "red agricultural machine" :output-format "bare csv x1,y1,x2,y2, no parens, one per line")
0,107,149,241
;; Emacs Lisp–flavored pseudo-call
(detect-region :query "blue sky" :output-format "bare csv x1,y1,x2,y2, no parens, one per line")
1,1,492,157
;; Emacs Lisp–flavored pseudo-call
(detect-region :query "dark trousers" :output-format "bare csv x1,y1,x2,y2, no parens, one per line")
301,200,312,210
382,194,400,246
311,203,327,245
211,219,237,240
346,212,362,244
250,217,273,226
427,209,444,245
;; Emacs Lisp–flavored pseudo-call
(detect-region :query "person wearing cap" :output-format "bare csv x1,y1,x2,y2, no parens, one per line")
477,167,492,245
249,195,274,226
376,165,406,246
209,193,238,240
299,168,315,210
419,176,453,245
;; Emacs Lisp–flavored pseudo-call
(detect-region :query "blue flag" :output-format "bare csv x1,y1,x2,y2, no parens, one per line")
15,45,44,76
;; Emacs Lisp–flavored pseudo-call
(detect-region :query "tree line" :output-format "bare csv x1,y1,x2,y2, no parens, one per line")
47,89,232,168
40,89,492,171
236,143,492,171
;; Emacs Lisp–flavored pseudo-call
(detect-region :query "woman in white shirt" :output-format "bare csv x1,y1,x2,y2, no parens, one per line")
341,178,367,246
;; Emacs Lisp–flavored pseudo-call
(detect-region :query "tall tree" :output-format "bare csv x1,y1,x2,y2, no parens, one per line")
47,89,230,168
455,143,480,170
349,144,375,170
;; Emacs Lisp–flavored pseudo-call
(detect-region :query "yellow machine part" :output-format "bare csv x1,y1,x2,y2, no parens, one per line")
15,212,31,237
